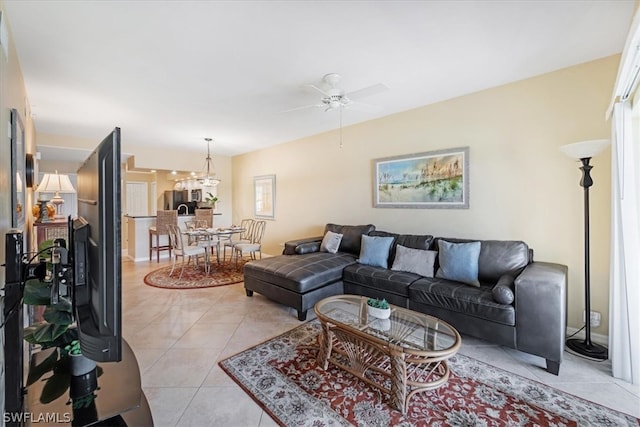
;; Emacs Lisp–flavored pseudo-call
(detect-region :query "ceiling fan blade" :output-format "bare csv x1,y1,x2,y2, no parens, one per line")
345,83,388,101
279,103,323,113
305,84,332,97
344,100,383,113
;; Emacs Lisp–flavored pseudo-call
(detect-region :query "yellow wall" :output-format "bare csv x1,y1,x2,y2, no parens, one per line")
232,55,617,334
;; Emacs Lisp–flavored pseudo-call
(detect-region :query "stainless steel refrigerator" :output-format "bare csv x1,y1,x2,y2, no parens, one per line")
163,190,188,210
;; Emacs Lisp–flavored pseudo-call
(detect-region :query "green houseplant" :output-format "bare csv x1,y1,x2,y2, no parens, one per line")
23,240,77,350
205,192,219,208
367,298,391,319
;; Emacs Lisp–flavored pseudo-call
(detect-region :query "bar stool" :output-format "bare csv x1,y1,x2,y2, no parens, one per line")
149,210,177,262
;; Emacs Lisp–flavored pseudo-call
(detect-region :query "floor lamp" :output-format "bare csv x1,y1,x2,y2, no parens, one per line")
560,139,610,360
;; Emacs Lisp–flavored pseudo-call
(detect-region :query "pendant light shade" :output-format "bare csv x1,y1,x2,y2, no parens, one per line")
199,138,220,186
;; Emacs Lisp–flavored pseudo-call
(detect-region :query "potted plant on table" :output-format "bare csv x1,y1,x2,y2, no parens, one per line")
22,241,101,404
367,298,391,319
65,339,97,376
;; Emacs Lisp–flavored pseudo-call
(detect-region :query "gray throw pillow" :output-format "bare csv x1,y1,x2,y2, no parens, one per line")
391,244,437,277
436,240,481,287
320,231,343,254
492,274,515,304
357,235,394,268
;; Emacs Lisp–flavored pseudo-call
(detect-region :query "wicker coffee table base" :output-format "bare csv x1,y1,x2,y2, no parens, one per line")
317,322,452,414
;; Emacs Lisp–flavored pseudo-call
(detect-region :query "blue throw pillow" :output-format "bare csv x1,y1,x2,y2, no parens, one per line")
357,235,394,268
436,240,481,287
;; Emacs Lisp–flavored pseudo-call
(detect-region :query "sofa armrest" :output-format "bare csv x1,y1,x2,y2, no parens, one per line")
514,262,568,364
282,236,324,255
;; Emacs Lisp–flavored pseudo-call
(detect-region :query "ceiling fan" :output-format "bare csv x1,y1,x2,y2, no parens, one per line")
285,73,388,113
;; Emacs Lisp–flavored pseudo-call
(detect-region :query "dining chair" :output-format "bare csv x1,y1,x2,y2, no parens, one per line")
195,208,214,228
167,224,207,279
195,230,220,265
233,220,266,267
195,220,209,229
149,210,177,262
222,218,254,261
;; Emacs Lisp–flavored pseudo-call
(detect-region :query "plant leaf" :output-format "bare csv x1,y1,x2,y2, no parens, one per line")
43,306,73,325
23,279,52,306
24,322,69,344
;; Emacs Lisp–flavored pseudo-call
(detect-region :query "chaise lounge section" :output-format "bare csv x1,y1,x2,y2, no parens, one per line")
243,224,374,320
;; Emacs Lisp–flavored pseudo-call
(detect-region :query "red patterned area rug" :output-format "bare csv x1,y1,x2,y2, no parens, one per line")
143,262,244,289
219,321,639,427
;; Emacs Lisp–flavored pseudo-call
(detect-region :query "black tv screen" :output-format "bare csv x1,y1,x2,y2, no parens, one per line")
72,127,122,362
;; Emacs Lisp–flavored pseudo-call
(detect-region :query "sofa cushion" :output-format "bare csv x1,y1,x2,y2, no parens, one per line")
325,223,376,255
320,231,343,254
357,235,394,268
295,241,321,254
492,274,515,304
370,230,433,267
432,238,530,283
436,240,481,287
243,252,357,293
343,264,421,297
391,245,437,277
409,277,515,326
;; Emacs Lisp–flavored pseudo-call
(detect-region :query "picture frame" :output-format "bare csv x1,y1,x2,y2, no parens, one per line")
373,147,469,209
10,108,26,227
254,174,276,219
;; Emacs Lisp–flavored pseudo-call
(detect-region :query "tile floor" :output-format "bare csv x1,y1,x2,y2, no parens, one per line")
122,258,640,426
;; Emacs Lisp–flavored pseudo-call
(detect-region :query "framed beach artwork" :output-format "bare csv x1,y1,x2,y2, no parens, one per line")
373,147,469,209
254,174,276,219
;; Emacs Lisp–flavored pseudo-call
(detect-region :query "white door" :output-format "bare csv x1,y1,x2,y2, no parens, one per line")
126,182,148,216
150,182,157,215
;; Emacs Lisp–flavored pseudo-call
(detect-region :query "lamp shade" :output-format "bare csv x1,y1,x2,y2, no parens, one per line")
559,139,610,160
35,172,76,194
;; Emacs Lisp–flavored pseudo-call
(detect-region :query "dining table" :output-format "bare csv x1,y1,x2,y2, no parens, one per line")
184,226,245,272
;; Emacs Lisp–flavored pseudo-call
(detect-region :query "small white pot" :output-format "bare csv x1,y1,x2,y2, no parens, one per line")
367,305,391,319
69,353,97,376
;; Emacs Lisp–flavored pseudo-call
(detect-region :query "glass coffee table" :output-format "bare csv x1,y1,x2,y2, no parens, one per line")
314,294,461,414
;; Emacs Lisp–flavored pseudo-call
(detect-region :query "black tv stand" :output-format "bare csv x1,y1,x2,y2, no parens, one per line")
24,339,153,426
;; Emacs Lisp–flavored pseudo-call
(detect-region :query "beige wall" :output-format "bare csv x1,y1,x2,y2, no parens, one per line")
0,0,37,415
232,55,617,335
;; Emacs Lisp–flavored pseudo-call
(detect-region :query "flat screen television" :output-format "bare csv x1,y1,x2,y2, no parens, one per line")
71,127,122,362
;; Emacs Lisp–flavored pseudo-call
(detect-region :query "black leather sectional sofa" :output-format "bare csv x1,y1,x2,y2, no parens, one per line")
243,223,568,374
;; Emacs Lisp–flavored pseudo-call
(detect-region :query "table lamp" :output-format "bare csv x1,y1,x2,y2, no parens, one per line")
35,171,76,219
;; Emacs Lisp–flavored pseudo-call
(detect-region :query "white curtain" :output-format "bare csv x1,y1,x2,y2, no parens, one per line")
609,102,640,384
607,7,640,384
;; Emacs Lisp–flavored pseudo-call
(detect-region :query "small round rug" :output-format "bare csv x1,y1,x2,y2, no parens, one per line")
144,262,244,289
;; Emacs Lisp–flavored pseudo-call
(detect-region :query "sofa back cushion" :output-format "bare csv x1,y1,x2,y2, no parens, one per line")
431,238,530,283
370,230,434,268
325,223,376,255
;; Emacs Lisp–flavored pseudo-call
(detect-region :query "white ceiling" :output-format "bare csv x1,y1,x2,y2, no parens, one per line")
4,1,634,158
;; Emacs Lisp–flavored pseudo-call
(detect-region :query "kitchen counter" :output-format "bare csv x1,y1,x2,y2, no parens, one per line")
125,213,222,262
